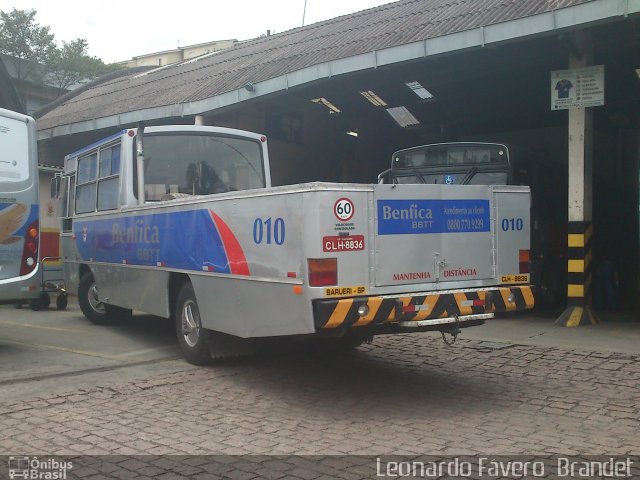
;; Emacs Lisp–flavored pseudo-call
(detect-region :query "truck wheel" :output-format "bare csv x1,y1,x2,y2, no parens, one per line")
175,283,213,365
78,272,111,324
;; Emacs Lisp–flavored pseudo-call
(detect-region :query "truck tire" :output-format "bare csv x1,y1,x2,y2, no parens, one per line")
78,273,132,323
175,283,213,365
78,272,111,324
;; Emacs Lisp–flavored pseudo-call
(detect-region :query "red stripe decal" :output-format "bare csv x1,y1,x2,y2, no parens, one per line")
210,212,250,275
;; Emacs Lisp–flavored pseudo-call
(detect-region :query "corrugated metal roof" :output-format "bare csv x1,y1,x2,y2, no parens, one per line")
37,0,595,130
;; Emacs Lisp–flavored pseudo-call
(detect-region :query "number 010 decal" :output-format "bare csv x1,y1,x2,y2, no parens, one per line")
501,217,524,231
253,217,285,245
334,198,354,221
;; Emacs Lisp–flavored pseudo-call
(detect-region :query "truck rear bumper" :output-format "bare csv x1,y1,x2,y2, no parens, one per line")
313,285,534,330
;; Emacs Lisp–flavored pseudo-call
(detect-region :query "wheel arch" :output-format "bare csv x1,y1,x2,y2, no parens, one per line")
79,263,91,280
168,273,191,318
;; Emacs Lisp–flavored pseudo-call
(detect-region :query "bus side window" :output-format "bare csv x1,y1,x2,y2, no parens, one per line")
76,153,97,214
97,144,120,211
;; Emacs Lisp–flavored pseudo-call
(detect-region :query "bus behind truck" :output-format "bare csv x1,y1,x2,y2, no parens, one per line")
55,126,534,365
379,142,566,307
0,108,40,304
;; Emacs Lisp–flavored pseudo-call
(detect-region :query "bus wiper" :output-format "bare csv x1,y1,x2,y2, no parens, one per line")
461,166,478,185
210,138,263,180
411,168,427,184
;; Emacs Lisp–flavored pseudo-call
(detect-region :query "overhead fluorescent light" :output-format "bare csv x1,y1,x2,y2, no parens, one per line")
386,106,420,128
311,97,341,114
406,81,434,100
345,130,358,137
360,90,387,107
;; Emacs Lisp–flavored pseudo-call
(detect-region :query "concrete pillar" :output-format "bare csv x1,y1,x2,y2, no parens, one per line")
194,115,205,126
557,33,599,327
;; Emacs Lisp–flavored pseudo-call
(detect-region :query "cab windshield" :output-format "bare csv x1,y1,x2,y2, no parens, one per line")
142,133,265,201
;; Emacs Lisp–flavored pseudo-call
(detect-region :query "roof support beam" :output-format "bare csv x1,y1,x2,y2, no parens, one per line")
557,31,599,327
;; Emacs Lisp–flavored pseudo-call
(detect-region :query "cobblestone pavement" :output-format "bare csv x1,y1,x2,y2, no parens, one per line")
1,333,638,460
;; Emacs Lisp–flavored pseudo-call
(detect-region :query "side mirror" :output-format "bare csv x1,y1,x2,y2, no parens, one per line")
377,168,391,184
50,175,61,199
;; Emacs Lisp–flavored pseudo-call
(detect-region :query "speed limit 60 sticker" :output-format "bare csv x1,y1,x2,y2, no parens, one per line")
334,198,354,221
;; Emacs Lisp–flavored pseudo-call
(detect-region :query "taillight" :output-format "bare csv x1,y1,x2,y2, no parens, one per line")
519,249,530,274
20,220,39,276
308,258,337,287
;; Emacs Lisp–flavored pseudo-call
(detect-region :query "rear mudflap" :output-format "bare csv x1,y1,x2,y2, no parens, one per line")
313,285,534,330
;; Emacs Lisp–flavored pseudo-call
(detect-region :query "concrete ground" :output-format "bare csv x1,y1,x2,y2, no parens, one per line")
0,302,184,403
0,301,638,478
465,309,640,355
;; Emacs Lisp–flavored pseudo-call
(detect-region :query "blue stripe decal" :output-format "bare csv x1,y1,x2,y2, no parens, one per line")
74,210,233,272
377,199,490,235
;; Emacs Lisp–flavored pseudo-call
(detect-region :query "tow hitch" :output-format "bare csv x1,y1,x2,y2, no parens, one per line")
440,314,461,346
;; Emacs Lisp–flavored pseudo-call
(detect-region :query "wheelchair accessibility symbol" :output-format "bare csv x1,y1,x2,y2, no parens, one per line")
444,174,456,185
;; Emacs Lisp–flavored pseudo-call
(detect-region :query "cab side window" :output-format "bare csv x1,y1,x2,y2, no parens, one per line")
74,143,121,214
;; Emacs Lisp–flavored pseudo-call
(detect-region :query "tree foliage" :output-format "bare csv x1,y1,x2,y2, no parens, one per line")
0,8,54,81
0,8,118,93
47,38,118,91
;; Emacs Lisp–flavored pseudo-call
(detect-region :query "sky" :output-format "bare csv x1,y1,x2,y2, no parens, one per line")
0,0,394,63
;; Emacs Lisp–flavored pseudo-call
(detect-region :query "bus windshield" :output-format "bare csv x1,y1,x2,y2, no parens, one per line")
388,143,510,185
0,115,30,184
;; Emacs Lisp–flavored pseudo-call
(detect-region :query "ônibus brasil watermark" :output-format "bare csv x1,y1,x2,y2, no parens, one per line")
8,456,72,480
376,457,634,478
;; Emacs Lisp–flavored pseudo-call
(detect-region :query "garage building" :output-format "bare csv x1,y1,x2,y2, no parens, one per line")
35,0,640,319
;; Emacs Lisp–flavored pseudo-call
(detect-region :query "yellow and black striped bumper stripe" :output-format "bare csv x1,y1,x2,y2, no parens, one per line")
313,286,534,329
